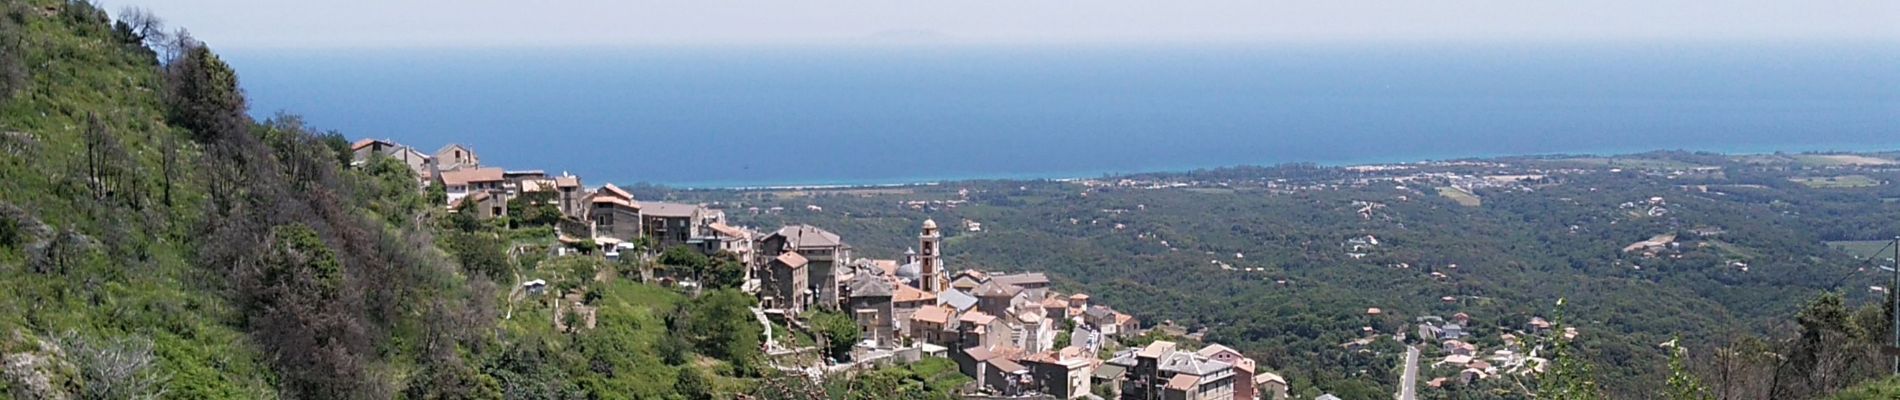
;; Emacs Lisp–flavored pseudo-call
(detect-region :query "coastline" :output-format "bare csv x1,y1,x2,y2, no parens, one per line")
640,146,1900,191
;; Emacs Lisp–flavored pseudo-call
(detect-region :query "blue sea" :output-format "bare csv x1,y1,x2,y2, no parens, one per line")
224,43,1900,187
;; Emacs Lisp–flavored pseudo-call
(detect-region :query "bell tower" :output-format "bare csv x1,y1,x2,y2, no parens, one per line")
919,219,944,293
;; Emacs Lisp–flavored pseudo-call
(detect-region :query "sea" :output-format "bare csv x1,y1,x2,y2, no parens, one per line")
223,43,1900,188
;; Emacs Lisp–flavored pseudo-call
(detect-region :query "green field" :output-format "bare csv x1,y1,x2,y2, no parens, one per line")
1437,186,1482,206
1827,240,1896,259
1790,175,1882,189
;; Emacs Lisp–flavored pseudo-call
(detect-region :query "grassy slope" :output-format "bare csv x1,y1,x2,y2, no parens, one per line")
0,0,276,397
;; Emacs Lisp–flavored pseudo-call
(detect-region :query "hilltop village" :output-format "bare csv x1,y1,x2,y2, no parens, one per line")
352,139,1304,399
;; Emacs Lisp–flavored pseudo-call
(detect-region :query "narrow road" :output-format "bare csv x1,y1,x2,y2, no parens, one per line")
1398,343,1413,400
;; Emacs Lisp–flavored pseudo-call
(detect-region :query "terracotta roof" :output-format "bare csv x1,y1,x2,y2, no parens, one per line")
1234,358,1256,373
775,252,809,269
1040,297,1069,309
708,223,748,239
911,306,953,324
1256,372,1286,385
1166,374,1200,391
555,176,581,188
1070,293,1090,300
591,195,635,207
439,167,505,186
1114,312,1135,325
959,310,997,326
873,259,900,276
1138,341,1178,359
351,138,393,151
1197,344,1241,358
893,284,935,303
598,184,634,200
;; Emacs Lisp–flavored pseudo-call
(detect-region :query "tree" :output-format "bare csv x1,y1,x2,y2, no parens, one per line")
1054,330,1072,349
163,44,246,143
243,223,378,398
703,251,747,289
680,289,763,374
809,310,861,361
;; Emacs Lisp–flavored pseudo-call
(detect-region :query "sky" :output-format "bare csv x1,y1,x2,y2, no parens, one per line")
115,0,1898,49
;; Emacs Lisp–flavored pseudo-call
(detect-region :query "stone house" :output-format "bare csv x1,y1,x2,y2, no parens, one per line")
587,184,642,242
759,225,850,310
844,273,897,349
434,143,480,170
763,252,811,312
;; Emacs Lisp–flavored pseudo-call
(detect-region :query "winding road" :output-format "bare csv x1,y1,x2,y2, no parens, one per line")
1397,345,1420,400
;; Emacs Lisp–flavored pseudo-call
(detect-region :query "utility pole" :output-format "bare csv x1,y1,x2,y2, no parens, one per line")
1892,236,1899,375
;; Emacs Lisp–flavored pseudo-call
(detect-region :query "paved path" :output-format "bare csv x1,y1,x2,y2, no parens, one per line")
1397,345,1421,400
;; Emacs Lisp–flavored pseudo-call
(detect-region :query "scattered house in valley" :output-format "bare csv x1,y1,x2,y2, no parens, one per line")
434,143,481,170
438,167,506,203
587,184,642,242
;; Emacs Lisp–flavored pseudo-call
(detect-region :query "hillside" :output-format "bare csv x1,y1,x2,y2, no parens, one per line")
0,1,775,399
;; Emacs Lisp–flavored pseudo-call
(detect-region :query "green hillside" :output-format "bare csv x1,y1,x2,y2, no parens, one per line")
0,1,791,398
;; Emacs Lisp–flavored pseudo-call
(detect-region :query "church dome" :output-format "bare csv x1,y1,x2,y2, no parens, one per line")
922,219,938,229
897,261,923,280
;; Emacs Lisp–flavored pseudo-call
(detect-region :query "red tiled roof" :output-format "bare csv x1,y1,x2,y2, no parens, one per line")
893,284,936,303
775,252,809,268
439,167,504,186
911,306,953,324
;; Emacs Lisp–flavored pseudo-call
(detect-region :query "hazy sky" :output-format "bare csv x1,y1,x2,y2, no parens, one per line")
119,0,1897,49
